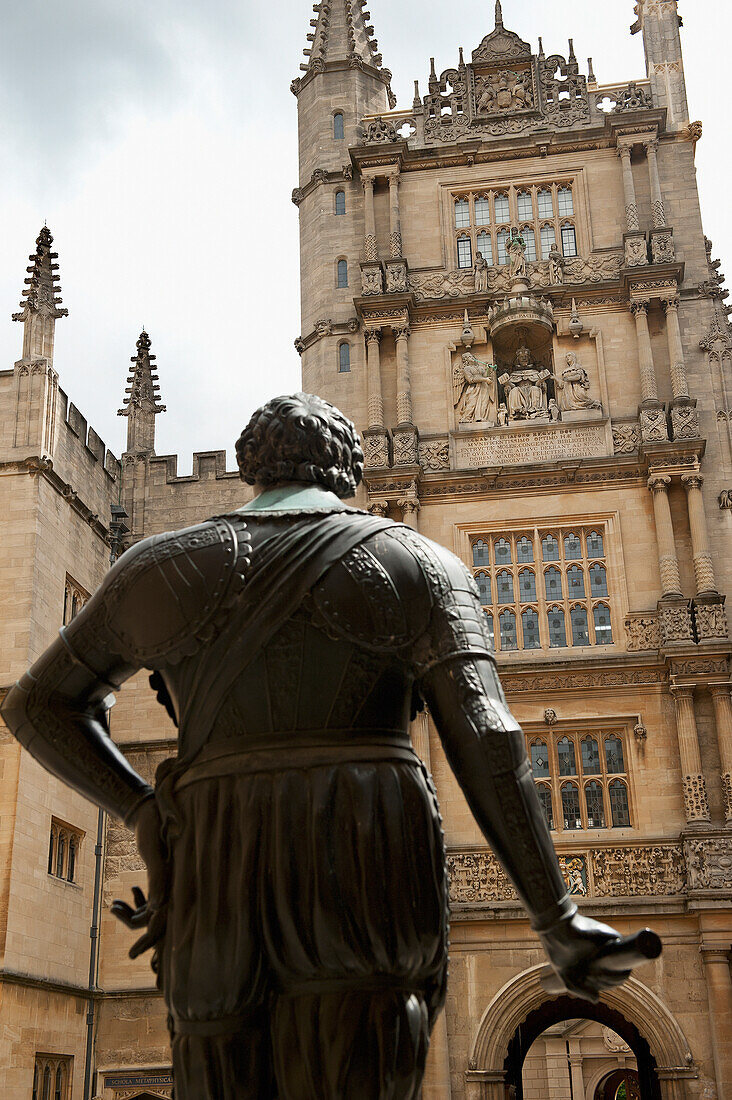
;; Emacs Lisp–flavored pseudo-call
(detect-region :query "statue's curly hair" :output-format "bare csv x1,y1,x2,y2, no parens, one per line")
235,393,364,499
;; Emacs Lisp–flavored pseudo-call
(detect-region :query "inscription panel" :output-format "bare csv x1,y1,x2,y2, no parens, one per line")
453,422,609,468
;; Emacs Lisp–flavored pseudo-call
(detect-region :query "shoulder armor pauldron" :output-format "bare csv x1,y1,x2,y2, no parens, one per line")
99,514,252,666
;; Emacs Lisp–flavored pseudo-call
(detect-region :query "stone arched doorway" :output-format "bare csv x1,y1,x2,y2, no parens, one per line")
465,965,697,1100
596,1068,642,1100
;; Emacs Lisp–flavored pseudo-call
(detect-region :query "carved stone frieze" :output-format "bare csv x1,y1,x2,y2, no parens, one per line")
362,116,399,144
651,229,676,265
684,838,732,891
683,773,711,823
670,403,700,440
694,602,729,642
612,422,640,454
625,614,661,651
361,263,384,296
385,260,408,294
362,429,390,469
625,233,649,268
670,657,729,678
393,427,419,466
660,603,694,645
407,252,624,302
722,773,732,822
613,81,653,111
640,406,669,442
419,438,450,472
591,845,686,897
719,490,732,510
499,667,668,693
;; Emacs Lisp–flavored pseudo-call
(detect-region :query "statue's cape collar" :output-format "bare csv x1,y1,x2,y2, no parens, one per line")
238,482,362,516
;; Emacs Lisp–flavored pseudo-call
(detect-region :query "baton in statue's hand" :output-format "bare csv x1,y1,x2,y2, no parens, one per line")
539,927,662,999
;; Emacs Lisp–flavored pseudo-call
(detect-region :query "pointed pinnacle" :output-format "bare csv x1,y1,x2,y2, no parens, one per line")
495,0,504,28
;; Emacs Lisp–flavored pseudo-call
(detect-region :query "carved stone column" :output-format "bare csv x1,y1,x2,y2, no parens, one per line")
388,173,402,258
365,328,384,430
398,493,420,529
648,475,683,598
709,684,732,825
617,145,640,230
700,946,732,1100
644,138,667,228
363,177,378,262
670,685,710,825
632,301,668,441
682,473,718,596
662,297,689,399
394,325,413,426
367,499,389,518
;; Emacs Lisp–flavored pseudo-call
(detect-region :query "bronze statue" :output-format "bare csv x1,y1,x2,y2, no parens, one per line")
2,393,659,1100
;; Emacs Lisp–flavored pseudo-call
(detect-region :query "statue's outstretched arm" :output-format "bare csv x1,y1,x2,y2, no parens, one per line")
421,655,655,1000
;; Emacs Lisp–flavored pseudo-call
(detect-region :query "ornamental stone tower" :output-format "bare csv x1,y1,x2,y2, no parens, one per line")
293,0,732,1097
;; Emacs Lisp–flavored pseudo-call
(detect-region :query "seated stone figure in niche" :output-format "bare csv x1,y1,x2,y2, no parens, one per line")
453,351,497,424
555,351,602,412
499,345,551,421
2,393,659,1100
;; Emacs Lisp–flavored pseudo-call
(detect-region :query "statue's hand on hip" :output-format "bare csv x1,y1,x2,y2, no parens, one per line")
111,796,170,962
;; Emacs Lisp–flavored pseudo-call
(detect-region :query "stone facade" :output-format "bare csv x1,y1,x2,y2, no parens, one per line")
0,2,730,1099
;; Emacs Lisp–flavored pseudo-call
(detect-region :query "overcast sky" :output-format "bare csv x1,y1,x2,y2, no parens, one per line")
0,1,728,470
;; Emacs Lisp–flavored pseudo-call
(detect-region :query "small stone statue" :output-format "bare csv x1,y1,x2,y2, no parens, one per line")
507,227,527,280
549,398,561,422
555,352,601,412
453,351,498,425
2,393,660,1099
499,345,550,420
474,250,489,293
497,403,508,426
548,245,565,285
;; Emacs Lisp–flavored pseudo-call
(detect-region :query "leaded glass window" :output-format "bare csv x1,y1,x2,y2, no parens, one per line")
516,536,534,563
585,780,606,828
540,224,556,258
496,570,514,603
335,190,346,215
567,565,586,598
494,192,510,222
571,605,590,646
519,569,536,602
499,609,517,650
339,342,351,372
523,226,537,262
337,259,348,287
605,736,624,773
581,737,601,774
476,572,491,604
475,196,491,225
497,228,510,266
531,742,550,777
525,728,631,832
593,603,613,644
558,186,574,216
544,567,562,600
333,112,345,139
609,779,630,826
587,530,604,557
548,607,566,648
561,223,578,257
561,783,582,830
457,235,473,268
517,190,533,220
472,539,490,567
522,608,541,649
537,785,554,829
455,198,470,228
494,538,512,565
542,534,559,561
537,189,554,219
558,736,577,776
477,232,493,264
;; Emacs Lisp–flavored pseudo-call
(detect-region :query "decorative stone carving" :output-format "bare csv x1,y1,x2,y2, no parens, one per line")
367,500,389,517
294,337,305,355
603,1027,632,1054
694,602,729,641
625,233,648,267
474,68,534,114
393,427,419,466
670,403,700,440
684,838,732,891
568,298,584,339
558,856,588,896
385,260,408,294
453,352,498,425
548,246,565,285
315,318,332,338
362,116,399,144
639,406,669,442
419,439,450,472
499,346,550,421
660,603,694,645
613,422,640,454
362,430,390,469
625,614,661,651
634,723,648,746
591,845,686,897
456,422,608,468
683,774,711,823
346,318,361,333
291,187,305,206
474,251,489,293
718,489,732,510
543,708,558,725
651,229,675,264
361,264,384,296
614,81,653,111
555,353,601,413
507,228,527,280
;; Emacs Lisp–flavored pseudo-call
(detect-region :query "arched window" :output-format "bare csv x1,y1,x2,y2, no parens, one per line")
530,742,550,777
564,532,582,559
337,259,348,288
56,834,65,879
544,566,562,600
54,1066,63,1100
67,837,76,883
71,594,79,619
42,1067,52,1100
570,605,590,646
581,736,601,774
604,735,624,773
454,198,470,228
457,234,473,268
537,188,554,219
517,190,533,220
483,610,495,650
540,224,556,258
537,785,554,829
589,563,608,597
558,186,574,216
494,537,512,564
567,565,586,598
493,192,510,223
516,535,534,563
585,780,606,828
496,570,514,604
522,226,537,262
475,196,491,225
519,569,536,602
593,603,613,645
333,112,345,139
499,609,517,650
587,530,604,558
475,571,491,605
561,783,582,830
542,534,559,561
338,342,351,373
335,190,346,216
557,736,577,776
496,228,510,265
609,779,630,826
548,606,566,648
472,539,490,567
561,222,578,257
476,231,493,265
48,829,55,874
522,608,540,649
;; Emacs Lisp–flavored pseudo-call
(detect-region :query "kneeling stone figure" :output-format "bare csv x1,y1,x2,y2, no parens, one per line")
2,393,659,1100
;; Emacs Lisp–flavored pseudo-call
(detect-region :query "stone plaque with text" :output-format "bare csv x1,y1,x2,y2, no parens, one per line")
453,421,609,468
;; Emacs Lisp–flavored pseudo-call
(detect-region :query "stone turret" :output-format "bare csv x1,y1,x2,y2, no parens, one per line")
631,0,689,127
118,330,166,455
12,226,68,364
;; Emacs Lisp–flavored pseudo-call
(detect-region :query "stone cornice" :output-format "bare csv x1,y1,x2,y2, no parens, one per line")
295,316,361,354
0,967,100,1000
291,164,354,206
0,455,111,543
